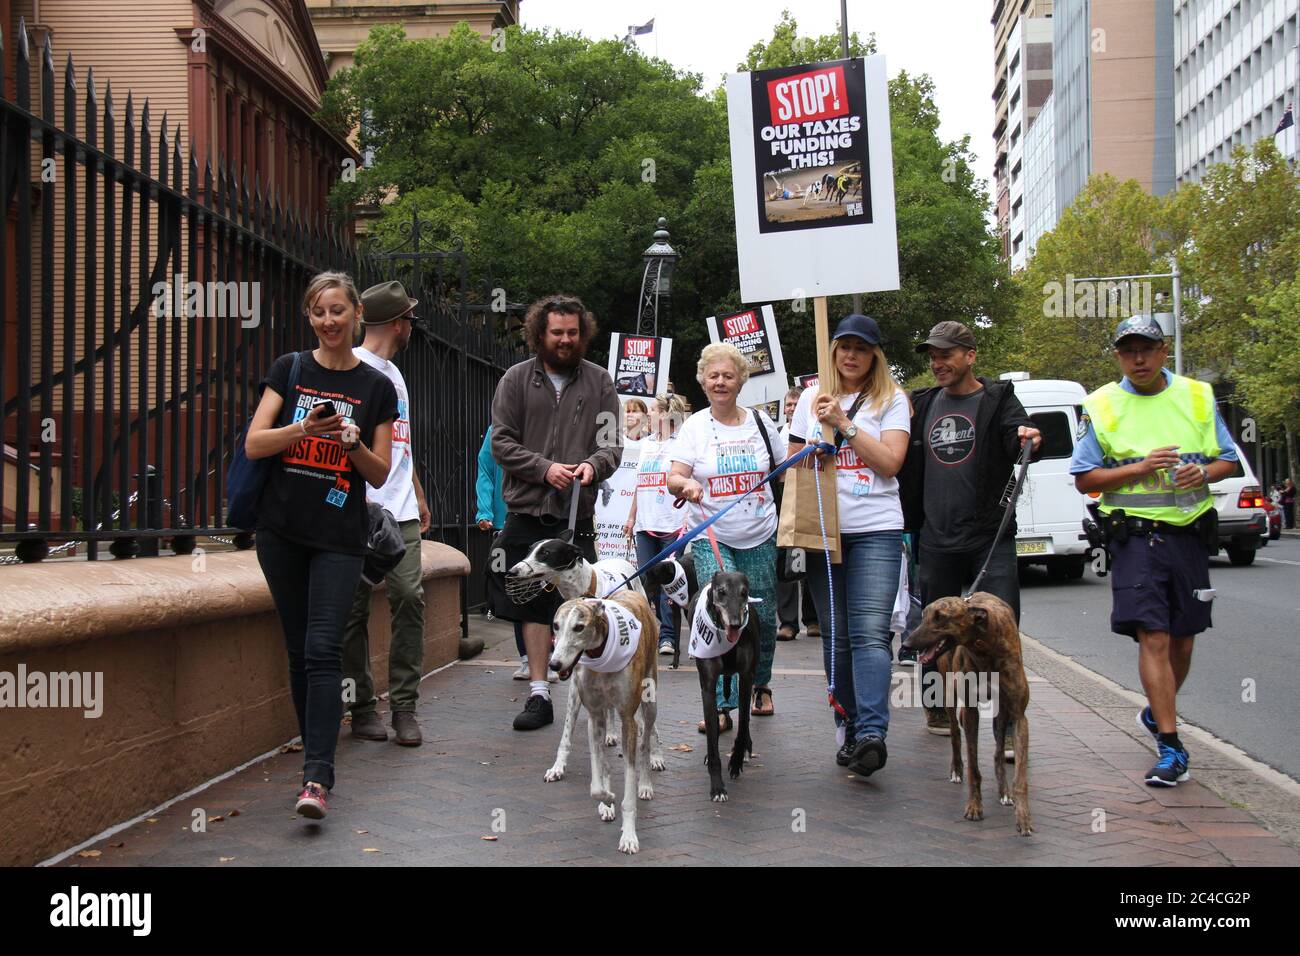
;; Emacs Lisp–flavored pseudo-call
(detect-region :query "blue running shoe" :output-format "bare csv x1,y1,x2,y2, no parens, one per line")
1136,706,1159,743
1145,742,1190,787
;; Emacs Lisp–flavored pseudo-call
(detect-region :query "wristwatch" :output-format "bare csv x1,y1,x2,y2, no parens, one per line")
1198,464,1210,485
842,423,859,440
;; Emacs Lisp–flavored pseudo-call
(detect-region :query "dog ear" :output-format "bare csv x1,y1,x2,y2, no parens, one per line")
970,605,989,633
557,528,575,543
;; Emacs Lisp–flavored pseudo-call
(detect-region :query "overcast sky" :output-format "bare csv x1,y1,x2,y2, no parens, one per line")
520,0,998,202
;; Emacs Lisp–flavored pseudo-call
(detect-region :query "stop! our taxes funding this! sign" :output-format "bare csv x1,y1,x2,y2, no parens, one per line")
726,56,899,303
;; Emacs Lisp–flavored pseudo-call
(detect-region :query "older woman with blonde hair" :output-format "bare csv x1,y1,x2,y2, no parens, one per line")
787,314,909,779
668,343,786,725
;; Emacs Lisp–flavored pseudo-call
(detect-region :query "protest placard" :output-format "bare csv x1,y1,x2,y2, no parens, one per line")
607,333,673,401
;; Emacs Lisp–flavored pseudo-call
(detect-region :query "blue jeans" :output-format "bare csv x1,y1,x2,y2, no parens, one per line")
635,531,679,649
256,526,365,791
805,529,903,742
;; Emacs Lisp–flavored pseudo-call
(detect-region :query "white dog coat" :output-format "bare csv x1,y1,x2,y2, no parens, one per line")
688,584,752,660
660,560,690,608
578,601,642,673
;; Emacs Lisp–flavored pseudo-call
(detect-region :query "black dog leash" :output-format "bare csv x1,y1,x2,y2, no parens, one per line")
567,480,581,535
964,440,1033,600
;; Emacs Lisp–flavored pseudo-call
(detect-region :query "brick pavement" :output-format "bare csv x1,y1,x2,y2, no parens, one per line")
56,618,1300,867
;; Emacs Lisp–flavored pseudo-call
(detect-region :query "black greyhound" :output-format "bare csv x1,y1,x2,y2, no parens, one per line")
644,551,698,671
684,570,759,802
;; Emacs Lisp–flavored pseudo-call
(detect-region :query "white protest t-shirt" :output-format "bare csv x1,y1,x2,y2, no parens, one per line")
687,584,749,659
660,560,690,608
353,347,419,522
789,386,909,534
669,407,785,550
634,434,685,534
578,601,642,673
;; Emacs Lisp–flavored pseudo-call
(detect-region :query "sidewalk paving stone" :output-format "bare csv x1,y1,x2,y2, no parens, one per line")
53,621,1300,867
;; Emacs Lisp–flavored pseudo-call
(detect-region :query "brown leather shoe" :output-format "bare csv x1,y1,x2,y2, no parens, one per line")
350,711,388,741
392,711,423,747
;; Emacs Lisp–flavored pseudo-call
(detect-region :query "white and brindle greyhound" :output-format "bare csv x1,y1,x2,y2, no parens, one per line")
505,535,647,745
546,591,665,854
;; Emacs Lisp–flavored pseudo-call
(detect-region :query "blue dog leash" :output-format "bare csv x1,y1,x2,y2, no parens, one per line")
600,440,837,597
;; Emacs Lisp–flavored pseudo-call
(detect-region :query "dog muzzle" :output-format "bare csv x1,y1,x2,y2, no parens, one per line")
504,572,550,605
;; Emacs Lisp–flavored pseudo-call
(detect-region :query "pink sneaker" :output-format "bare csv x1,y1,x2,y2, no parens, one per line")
295,782,328,819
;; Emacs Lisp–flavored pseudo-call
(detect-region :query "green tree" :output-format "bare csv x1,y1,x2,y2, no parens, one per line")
319,21,726,365
1005,175,1179,390
1235,272,1300,480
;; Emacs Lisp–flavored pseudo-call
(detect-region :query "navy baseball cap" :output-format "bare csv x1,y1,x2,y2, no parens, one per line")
833,314,882,346
1112,315,1166,345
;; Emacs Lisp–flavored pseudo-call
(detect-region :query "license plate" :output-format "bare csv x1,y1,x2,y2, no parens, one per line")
1016,539,1049,555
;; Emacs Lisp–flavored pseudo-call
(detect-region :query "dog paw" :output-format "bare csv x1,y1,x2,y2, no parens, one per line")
638,783,654,800
604,733,619,747
649,755,666,772
949,771,962,784
710,786,728,803
963,802,984,822
1017,817,1034,837
1000,793,1013,806
544,766,565,782
618,831,640,854
727,755,746,779
598,801,616,822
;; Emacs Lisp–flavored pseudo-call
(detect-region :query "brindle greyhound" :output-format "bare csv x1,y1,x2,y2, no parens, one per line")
902,593,1033,836
545,590,665,854
686,571,761,802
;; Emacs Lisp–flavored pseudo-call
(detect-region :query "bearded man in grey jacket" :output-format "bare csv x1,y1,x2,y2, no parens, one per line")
490,294,623,730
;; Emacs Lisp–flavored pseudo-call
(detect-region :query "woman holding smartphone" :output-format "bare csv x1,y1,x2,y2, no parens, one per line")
244,271,398,821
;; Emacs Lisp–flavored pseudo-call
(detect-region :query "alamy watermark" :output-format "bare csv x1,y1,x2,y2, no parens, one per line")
0,665,103,718
1042,275,1155,320
151,274,261,328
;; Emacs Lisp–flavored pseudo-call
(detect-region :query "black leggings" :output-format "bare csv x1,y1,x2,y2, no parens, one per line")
256,526,364,790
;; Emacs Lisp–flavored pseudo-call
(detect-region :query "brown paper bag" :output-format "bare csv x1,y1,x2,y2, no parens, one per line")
777,459,841,563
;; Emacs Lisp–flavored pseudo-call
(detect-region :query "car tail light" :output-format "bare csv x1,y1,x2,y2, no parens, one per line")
1237,485,1265,509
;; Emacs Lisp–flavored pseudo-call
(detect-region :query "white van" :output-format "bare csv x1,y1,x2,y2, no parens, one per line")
1001,373,1093,579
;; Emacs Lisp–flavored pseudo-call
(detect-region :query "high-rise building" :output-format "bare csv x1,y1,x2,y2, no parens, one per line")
1052,0,1176,219
1174,0,1299,184
993,0,1056,261
1007,17,1055,270
1023,91,1058,258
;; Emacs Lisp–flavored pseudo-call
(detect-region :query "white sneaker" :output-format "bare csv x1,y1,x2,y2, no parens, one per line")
658,642,674,656
512,658,529,681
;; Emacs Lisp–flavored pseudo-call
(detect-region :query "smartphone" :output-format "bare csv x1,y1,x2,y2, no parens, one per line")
315,401,336,419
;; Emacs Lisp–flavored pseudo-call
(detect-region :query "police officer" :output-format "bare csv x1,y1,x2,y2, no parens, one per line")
1070,316,1239,787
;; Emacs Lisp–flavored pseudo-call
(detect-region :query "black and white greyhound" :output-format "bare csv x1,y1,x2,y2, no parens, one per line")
685,570,761,802
505,535,646,746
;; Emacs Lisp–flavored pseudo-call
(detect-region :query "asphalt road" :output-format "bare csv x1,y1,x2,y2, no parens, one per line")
1020,535,1300,782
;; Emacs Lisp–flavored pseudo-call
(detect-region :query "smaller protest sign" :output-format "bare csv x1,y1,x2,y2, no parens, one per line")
706,304,789,410
607,333,673,400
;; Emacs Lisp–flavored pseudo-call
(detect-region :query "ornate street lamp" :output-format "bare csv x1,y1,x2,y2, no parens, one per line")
637,217,678,337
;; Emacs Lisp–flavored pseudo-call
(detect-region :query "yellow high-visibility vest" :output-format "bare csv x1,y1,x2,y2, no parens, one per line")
1082,373,1218,526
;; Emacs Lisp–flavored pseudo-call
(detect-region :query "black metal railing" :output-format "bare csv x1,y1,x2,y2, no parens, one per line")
1,22,524,590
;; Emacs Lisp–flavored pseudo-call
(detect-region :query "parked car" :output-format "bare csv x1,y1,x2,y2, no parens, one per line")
1210,442,1268,565
1260,499,1282,542
1002,374,1092,579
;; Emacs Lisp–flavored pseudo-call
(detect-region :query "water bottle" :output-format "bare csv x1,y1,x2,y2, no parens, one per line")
1168,454,1199,513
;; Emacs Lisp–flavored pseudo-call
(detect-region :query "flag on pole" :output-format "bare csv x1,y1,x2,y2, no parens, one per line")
627,19,655,37
1275,103,1294,134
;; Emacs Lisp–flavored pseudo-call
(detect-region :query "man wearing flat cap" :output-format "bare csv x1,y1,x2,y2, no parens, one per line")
342,280,432,747
1070,316,1239,788
898,321,1041,738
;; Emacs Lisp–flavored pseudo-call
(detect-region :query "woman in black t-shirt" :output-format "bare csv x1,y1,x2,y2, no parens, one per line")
245,271,398,821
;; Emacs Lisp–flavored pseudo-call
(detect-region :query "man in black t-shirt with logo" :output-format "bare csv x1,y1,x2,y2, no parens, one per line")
898,322,1041,736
